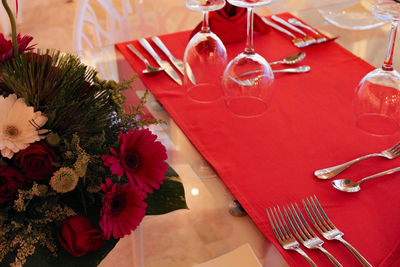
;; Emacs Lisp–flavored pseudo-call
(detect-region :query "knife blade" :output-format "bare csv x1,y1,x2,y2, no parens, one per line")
151,36,196,85
138,38,182,85
271,15,308,36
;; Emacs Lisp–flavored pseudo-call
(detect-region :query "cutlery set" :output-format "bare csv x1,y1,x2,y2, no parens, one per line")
261,15,336,48
315,141,400,192
267,196,372,267
125,17,329,85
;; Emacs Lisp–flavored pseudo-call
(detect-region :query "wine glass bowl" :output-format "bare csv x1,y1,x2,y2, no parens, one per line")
372,2,400,22
222,0,274,117
354,68,400,136
353,2,400,136
227,0,273,8
184,0,227,103
223,53,274,117
186,0,226,11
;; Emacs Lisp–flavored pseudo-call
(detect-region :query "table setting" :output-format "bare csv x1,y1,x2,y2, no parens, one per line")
3,0,399,266
112,0,400,266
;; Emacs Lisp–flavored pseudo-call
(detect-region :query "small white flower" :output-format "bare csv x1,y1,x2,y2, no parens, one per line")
0,94,48,158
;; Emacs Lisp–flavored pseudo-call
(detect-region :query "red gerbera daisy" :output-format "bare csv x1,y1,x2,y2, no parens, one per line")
102,129,168,193
100,178,147,239
0,33,35,62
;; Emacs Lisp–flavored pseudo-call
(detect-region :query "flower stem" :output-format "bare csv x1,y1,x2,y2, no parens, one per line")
2,0,17,57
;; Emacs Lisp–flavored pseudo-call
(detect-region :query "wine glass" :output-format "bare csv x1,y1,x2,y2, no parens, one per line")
184,0,227,103
354,1,400,136
222,0,274,118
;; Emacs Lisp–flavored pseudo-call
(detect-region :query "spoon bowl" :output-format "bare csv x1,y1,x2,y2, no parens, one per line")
332,179,361,193
143,65,164,75
332,165,400,193
270,52,306,65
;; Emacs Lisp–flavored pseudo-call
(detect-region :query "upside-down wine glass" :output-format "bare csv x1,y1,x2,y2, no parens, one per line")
354,1,400,136
184,0,227,103
222,0,274,118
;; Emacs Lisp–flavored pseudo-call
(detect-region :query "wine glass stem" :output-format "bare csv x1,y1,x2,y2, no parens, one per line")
245,7,255,54
201,11,210,33
382,21,398,71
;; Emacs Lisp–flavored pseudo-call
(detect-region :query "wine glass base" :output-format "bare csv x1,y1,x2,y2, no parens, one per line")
355,113,400,136
225,96,268,118
187,83,222,103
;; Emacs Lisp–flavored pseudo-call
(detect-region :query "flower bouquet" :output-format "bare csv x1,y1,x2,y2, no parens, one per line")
0,1,187,266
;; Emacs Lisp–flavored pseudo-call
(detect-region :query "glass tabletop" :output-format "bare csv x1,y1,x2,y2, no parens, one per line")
8,1,397,266
98,3,396,267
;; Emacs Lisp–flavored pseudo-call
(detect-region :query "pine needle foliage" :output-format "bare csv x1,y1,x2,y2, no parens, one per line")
0,49,159,143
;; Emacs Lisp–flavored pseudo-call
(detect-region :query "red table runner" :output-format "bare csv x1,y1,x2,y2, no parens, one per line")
116,13,400,267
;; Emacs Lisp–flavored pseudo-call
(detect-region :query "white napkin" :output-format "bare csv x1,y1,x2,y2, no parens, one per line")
192,243,262,267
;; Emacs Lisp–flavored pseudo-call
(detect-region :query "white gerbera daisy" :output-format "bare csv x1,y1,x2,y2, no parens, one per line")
0,94,48,158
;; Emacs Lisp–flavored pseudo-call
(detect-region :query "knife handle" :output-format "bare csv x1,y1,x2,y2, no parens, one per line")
152,36,173,59
261,17,296,38
139,38,162,63
271,15,307,36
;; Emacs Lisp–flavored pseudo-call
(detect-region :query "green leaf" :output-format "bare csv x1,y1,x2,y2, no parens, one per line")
145,166,188,215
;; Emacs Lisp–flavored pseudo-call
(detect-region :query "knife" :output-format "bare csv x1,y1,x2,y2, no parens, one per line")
151,36,196,85
138,38,182,85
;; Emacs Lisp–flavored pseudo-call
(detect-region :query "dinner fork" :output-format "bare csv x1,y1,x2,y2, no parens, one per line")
314,141,400,179
288,18,327,43
303,196,372,267
285,203,343,267
266,207,317,267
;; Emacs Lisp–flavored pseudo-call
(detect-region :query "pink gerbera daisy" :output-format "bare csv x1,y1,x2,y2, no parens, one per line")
102,129,168,193
100,178,147,239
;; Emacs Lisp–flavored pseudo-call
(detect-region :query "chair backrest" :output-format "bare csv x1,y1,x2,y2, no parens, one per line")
74,0,198,80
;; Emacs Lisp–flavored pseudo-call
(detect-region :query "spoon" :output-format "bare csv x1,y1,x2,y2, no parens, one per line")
230,66,311,86
126,44,164,74
273,65,310,73
269,52,306,65
332,166,400,193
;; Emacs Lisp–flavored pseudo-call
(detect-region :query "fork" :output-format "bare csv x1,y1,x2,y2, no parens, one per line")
314,141,400,179
288,18,327,43
266,206,317,267
285,203,343,267
303,196,372,267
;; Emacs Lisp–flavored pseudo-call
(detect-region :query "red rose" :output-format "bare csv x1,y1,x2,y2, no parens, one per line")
0,166,25,204
58,215,105,257
14,141,56,182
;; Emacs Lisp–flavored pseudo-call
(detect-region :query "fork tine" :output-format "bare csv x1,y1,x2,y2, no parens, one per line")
389,142,400,153
309,197,333,231
276,206,292,238
273,206,290,240
284,205,306,242
289,203,313,240
266,208,283,242
293,203,316,238
391,145,400,155
313,195,336,229
304,198,330,233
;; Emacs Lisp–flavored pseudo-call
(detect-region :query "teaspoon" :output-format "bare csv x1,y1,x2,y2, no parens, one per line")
126,44,164,74
332,166,400,193
269,52,306,65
